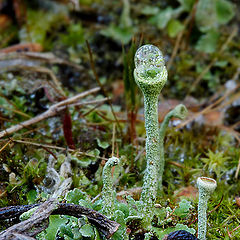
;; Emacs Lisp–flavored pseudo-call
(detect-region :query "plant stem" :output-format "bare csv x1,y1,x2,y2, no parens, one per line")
197,177,217,240
198,190,209,240
158,111,172,194
102,157,120,217
158,104,188,195
140,93,160,225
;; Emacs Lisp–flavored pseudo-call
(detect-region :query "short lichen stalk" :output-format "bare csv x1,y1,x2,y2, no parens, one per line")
102,156,120,217
158,104,188,194
197,177,217,240
134,44,167,226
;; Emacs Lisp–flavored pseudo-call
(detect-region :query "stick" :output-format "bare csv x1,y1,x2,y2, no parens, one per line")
86,41,123,137
0,199,57,240
0,202,120,239
6,139,108,160
188,26,238,94
0,87,100,138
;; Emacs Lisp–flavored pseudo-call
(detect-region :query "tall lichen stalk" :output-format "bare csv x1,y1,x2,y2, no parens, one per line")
102,156,120,217
197,177,217,240
134,45,167,226
158,104,188,194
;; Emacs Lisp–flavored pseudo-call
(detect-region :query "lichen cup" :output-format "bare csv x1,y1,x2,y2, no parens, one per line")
197,177,217,240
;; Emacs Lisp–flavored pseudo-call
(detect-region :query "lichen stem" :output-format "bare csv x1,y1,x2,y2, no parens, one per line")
198,191,208,240
158,111,172,194
158,104,188,195
102,157,120,217
140,94,160,225
197,177,217,240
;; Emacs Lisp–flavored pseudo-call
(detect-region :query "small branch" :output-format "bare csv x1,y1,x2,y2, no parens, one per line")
0,199,57,240
0,51,83,71
177,83,240,129
7,139,108,160
22,65,66,97
54,203,120,238
235,156,240,179
188,26,238,94
229,224,240,235
0,202,120,239
86,41,123,137
0,87,100,138
167,13,193,70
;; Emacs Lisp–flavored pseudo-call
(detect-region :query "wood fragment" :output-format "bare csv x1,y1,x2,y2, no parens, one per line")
0,87,100,138
0,201,120,239
0,199,57,240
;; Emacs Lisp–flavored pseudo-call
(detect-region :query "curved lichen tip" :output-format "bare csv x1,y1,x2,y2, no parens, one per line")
105,156,120,167
172,104,188,120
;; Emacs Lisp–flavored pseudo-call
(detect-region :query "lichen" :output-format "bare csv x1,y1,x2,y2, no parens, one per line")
158,104,188,194
134,44,167,227
197,177,217,240
102,156,120,217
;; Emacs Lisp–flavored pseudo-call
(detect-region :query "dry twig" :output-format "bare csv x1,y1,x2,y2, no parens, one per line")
3,139,108,160
86,41,123,137
0,87,100,138
188,26,238,94
0,201,120,239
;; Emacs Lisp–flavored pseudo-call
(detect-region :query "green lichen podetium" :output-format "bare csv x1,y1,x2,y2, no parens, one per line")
158,104,188,194
102,156,120,217
134,44,167,226
197,177,217,240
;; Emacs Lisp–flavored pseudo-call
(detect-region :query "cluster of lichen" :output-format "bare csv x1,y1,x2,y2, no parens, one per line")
99,45,191,238
23,45,217,240
100,45,217,239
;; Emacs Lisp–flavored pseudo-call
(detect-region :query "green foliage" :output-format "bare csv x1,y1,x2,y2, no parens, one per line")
101,24,134,45
60,23,85,48
71,149,100,168
65,188,90,205
201,150,230,179
167,19,185,38
20,9,67,48
195,0,218,32
42,215,68,240
149,7,175,30
216,0,235,24
96,138,109,149
145,0,235,53
79,224,95,238
196,0,235,31
174,199,193,218
177,0,195,11
194,0,235,53
38,214,101,240
27,189,38,204
196,29,220,53
100,0,135,44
